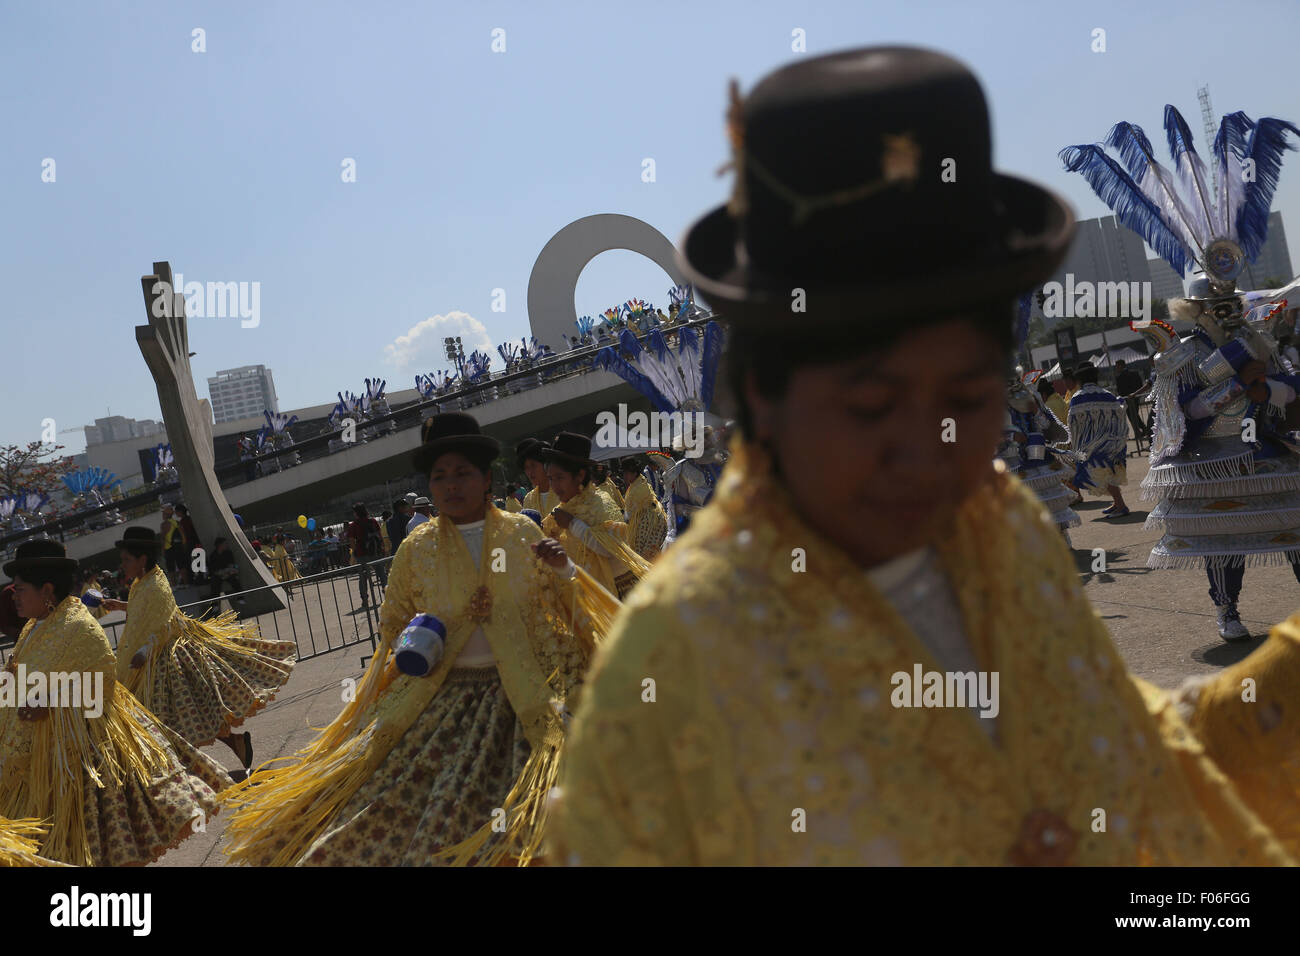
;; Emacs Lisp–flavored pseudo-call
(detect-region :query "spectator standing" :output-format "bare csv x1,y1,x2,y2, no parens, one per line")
387,499,411,553
346,503,387,608
406,497,433,533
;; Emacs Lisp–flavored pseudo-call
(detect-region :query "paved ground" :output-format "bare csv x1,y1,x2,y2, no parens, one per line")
140,446,1300,865
1071,447,1296,688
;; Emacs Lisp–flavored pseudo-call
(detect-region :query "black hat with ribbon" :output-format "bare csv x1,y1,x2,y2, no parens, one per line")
412,413,500,474
515,438,551,470
680,45,1074,328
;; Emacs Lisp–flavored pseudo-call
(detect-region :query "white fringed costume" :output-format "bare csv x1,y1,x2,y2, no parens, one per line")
1060,101,1300,585
1138,315,1300,570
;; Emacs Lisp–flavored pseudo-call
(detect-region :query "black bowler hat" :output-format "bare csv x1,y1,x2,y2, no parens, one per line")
412,413,500,474
3,537,77,578
540,432,594,471
115,526,163,553
680,46,1075,327
515,438,551,470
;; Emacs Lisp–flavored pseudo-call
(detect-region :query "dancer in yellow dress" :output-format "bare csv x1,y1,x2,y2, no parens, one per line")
220,413,613,866
542,432,651,600
551,46,1300,866
620,456,669,561
264,533,302,582
0,539,230,866
101,527,296,772
517,439,560,518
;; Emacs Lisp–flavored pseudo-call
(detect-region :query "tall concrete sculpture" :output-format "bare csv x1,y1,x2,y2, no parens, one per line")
526,214,688,349
138,262,285,615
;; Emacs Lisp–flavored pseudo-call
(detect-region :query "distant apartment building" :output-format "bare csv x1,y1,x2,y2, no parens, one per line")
1242,211,1294,288
1147,258,1185,302
208,365,279,424
83,415,164,447
1033,215,1152,325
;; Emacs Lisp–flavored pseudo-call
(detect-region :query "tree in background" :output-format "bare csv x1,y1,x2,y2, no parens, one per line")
0,441,76,497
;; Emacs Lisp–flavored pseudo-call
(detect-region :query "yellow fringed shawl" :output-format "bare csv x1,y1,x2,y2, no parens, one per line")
623,475,669,560
220,507,603,866
117,565,268,698
544,482,652,593
0,817,65,867
0,598,175,867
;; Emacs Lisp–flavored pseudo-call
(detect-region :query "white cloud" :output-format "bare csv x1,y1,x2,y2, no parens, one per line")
384,311,494,373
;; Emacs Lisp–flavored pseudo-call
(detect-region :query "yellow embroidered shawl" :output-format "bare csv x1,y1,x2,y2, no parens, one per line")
551,441,1299,865
0,597,174,866
543,481,650,593
220,506,606,866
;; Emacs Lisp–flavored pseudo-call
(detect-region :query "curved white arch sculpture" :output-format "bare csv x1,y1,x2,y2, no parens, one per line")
527,214,687,349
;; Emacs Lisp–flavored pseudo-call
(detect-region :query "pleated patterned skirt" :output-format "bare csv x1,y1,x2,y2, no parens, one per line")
297,666,529,866
126,612,296,747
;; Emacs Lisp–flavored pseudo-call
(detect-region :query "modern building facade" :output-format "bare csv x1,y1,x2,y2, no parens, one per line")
1032,215,1153,325
83,415,164,447
208,365,279,424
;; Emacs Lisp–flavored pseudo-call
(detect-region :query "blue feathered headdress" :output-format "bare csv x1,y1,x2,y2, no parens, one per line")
1060,105,1298,276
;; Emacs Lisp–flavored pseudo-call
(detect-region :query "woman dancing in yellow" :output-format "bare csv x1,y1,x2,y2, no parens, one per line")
0,540,230,866
552,46,1300,866
220,413,611,866
543,433,652,600
620,455,669,561
101,526,295,772
263,533,302,582
516,439,560,518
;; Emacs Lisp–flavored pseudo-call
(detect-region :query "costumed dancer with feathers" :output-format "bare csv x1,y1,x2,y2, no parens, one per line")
1061,102,1300,640
1061,363,1130,517
998,296,1080,534
553,46,1300,866
999,371,1080,537
0,540,230,866
592,317,728,541
100,527,296,772
219,414,612,866
542,433,653,600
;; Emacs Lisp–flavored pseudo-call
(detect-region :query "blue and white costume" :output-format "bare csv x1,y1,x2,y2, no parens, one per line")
1061,101,1300,637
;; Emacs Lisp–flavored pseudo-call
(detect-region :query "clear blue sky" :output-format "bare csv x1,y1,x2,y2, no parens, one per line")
4,0,1298,456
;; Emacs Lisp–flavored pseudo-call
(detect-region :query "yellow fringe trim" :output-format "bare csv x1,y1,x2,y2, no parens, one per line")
135,609,279,697
0,685,174,868
433,740,563,866
221,721,382,867
586,525,654,580
571,566,620,649
0,818,63,867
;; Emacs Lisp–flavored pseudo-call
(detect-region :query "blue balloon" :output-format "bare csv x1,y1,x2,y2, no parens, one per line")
307,518,316,531
233,513,244,528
